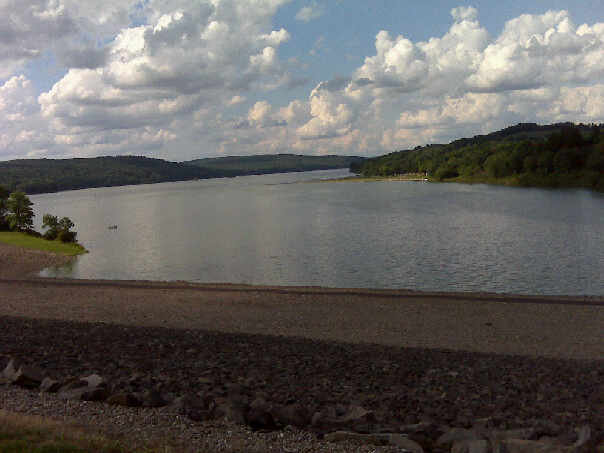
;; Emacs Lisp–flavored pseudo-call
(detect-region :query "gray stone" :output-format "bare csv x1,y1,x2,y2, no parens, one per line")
271,403,310,428
56,374,108,401
2,358,44,389
573,425,591,448
170,395,209,421
386,434,424,452
324,431,424,452
11,365,45,389
246,398,277,431
452,439,489,453
80,374,105,388
141,389,168,407
493,439,574,453
40,377,61,393
106,392,142,407
311,405,375,431
489,428,535,442
58,386,109,401
212,397,248,425
437,428,484,446
324,431,389,446
1,358,20,381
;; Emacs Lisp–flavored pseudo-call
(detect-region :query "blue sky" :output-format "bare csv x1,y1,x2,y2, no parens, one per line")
1,0,603,161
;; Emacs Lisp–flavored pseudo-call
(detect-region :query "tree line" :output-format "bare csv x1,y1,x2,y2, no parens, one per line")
0,186,78,243
352,123,604,192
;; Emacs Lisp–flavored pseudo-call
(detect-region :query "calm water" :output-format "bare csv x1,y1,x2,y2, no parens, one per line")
32,169,604,295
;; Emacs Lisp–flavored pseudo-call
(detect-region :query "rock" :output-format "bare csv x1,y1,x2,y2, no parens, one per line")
212,397,248,425
493,439,574,453
437,428,484,446
170,395,210,422
57,374,109,401
533,420,562,437
106,392,142,407
140,389,168,407
324,431,424,452
58,386,109,401
489,428,536,442
80,374,105,388
311,405,375,432
271,403,311,428
386,434,424,452
2,358,44,388
452,439,489,453
573,425,591,448
324,431,389,446
1,358,21,381
246,401,277,431
11,365,45,389
40,377,61,393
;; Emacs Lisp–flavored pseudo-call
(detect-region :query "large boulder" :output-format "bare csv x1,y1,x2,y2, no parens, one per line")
2,359,45,389
271,403,311,428
57,374,109,401
106,392,142,407
311,405,375,432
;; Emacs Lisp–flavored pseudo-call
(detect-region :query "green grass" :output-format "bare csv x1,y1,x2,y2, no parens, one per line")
0,412,142,453
0,232,87,256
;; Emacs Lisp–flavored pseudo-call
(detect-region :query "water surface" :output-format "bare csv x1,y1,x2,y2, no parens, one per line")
32,169,604,295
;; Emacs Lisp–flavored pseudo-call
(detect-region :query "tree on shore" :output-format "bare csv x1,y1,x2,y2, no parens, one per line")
6,191,34,232
0,185,9,230
42,214,78,243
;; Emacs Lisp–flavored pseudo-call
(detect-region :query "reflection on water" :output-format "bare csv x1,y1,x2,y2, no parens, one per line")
32,169,604,295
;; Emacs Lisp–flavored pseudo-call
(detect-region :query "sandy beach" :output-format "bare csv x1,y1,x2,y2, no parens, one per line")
1,241,603,452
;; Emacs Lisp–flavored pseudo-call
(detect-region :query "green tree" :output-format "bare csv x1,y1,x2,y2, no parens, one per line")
42,214,60,240
485,152,512,178
6,191,35,232
42,214,77,242
0,185,9,231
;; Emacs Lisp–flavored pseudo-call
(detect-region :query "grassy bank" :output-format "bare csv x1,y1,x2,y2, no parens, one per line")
0,411,162,453
315,173,429,183
0,232,87,256
442,170,604,192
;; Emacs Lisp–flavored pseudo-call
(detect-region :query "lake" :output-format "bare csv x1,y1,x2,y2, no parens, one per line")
32,169,604,295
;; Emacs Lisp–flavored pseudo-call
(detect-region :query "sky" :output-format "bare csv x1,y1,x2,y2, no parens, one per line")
1,1,603,162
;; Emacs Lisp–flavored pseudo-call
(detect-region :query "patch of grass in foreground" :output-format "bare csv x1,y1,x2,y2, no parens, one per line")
0,411,151,453
0,232,87,256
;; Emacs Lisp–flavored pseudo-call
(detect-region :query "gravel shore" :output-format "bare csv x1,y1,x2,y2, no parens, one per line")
0,242,602,452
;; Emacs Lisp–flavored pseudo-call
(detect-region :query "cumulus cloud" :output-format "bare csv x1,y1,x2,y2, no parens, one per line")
291,7,604,154
1,4,604,161
28,0,293,158
0,0,78,77
295,1,324,22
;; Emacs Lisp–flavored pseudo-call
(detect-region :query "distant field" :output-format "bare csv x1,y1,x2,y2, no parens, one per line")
0,232,86,256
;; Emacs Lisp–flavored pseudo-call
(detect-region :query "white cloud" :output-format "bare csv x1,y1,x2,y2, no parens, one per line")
1,4,604,161
295,1,324,22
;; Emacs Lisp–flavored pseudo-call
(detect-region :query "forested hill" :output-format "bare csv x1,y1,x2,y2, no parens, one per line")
186,154,363,175
0,154,364,195
0,156,227,194
352,123,604,192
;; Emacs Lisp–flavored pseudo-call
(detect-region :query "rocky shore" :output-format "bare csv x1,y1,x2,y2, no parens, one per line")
1,315,602,452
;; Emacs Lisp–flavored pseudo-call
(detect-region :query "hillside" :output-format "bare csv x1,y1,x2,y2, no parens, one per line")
0,154,364,195
0,156,226,195
186,154,363,175
352,123,604,192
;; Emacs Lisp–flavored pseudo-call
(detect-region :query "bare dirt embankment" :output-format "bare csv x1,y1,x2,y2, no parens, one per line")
1,242,603,452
